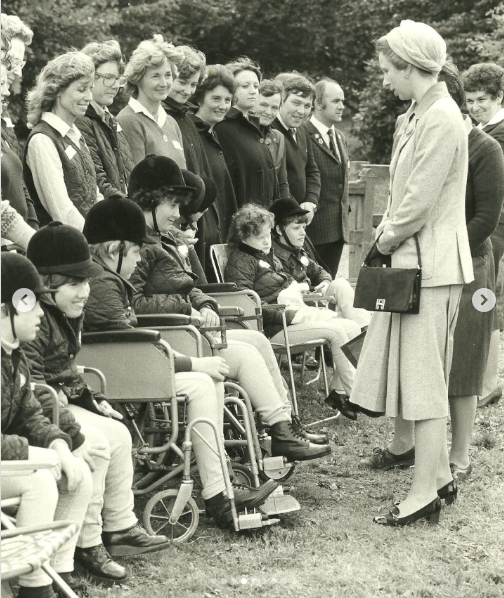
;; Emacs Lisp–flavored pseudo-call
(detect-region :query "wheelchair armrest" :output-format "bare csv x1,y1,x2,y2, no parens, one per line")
1,459,60,474
136,314,202,328
198,282,238,293
303,292,324,300
218,306,245,318
82,329,161,344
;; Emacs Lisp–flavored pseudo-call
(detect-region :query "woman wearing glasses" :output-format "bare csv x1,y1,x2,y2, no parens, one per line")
78,40,135,199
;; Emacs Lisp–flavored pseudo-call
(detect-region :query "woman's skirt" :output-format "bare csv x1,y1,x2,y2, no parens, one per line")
449,252,495,396
349,285,463,421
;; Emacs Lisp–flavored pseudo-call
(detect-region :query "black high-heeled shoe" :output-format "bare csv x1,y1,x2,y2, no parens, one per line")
374,497,442,527
437,479,457,505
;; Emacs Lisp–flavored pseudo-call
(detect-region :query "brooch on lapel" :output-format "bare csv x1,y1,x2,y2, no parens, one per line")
314,133,320,139
318,139,324,145
258,260,271,269
300,255,310,266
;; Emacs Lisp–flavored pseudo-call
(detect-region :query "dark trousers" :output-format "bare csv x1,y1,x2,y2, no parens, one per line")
313,239,345,278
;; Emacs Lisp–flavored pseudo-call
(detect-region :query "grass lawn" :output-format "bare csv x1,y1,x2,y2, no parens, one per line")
87,354,504,598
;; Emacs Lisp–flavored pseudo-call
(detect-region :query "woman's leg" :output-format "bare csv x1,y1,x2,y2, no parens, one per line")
448,395,477,470
270,320,360,396
226,329,291,412
219,340,290,426
482,330,500,396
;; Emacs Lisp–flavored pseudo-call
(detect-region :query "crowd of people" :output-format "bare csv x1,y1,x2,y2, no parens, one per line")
2,11,504,598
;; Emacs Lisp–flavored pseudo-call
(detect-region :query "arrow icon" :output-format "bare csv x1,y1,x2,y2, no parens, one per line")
481,294,488,306
20,294,29,305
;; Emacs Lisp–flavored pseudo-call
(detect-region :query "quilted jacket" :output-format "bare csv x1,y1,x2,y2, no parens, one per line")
24,294,106,423
76,103,134,199
24,120,97,226
224,242,295,337
2,346,72,460
84,258,138,331
130,226,218,315
272,238,331,289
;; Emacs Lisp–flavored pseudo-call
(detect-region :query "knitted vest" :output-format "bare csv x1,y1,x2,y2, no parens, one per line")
23,120,97,226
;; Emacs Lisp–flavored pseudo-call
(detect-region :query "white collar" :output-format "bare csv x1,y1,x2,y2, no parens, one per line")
128,97,167,128
277,114,292,132
1,336,20,355
41,112,82,140
477,107,504,129
310,115,334,137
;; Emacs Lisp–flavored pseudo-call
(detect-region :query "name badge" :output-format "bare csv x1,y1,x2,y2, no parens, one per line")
172,140,183,150
4,117,14,128
116,123,123,133
65,146,77,160
258,260,270,269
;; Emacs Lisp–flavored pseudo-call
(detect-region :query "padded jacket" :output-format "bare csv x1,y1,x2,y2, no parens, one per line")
272,238,331,289
130,227,218,315
76,103,134,199
24,294,106,423
224,242,295,337
2,346,72,460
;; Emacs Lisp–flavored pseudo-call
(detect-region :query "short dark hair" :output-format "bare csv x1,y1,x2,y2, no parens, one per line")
131,188,189,212
438,60,465,109
193,64,237,105
225,56,262,81
315,78,340,105
280,75,316,102
259,79,283,98
462,63,504,100
228,204,274,247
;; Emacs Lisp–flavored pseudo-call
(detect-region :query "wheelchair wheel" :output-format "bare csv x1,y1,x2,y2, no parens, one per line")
143,489,199,542
231,462,255,486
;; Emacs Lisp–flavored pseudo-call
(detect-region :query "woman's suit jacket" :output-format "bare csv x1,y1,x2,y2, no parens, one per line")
377,82,473,288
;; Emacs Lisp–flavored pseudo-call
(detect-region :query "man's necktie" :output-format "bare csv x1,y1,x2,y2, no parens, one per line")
289,127,297,143
327,128,340,161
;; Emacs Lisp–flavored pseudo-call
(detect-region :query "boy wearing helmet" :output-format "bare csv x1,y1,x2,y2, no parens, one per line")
23,222,170,586
1,252,93,598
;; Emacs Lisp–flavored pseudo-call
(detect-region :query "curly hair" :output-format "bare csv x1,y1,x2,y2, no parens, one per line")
124,34,184,98
279,74,315,102
226,56,262,81
175,45,206,81
81,39,125,73
193,64,237,106
227,204,274,247
26,52,95,126
438,60,465,109
462,63,504,100
130,187,189,212
1,14,33,45
41,273,88,288
259,79,283,98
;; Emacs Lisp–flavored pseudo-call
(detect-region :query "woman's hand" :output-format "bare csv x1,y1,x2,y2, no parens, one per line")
200,307,220,328
93,399,123,420
191,356,230,381
367,244,391,268
300,202,315,224
52,439,84,493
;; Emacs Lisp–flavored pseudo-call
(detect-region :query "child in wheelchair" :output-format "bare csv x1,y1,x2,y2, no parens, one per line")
122,155,330,456
1,253,93,598
23,224,171,586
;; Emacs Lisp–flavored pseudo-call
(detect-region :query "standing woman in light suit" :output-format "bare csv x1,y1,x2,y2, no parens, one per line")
350,21,474,526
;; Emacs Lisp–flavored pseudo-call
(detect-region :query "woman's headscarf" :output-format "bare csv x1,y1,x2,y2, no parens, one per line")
386,20,446,74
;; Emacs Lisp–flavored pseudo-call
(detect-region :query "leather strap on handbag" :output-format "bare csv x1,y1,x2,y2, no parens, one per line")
353,234,422,314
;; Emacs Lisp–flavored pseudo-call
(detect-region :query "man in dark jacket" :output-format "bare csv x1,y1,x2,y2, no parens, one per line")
272,75,321,222
302,79,350,277
1,251,93,598
78,40,134,200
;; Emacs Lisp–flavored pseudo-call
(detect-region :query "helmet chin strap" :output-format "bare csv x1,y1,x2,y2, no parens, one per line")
151,205,160,235
117,241,125,274
280,225,299,252
7,303,18,341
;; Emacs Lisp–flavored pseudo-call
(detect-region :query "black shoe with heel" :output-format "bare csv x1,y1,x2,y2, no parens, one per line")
324,391,357,421
373,497,442,527
437,479,457,505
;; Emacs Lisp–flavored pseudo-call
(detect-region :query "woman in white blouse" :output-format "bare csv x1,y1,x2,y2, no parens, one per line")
24,51,102,230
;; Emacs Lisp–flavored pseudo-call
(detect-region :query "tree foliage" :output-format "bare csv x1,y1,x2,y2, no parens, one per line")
3,0,504,161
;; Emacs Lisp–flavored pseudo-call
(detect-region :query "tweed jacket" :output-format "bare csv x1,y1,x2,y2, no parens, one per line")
272,238,331,288
303,120,350,244
1,346,73,460
76,103,134,199
129,226,218,315
483,117,504,223
376,83,473,287
263,126,290,200
272,118,321,206
214,108,278,208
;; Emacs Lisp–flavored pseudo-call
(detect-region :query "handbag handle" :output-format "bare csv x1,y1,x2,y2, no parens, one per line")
364,233,422,269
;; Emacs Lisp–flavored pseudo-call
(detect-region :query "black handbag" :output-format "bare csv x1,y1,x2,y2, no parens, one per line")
353,235,422,314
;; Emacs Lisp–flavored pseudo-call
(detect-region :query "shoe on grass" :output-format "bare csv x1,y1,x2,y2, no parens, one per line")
359,446,415,470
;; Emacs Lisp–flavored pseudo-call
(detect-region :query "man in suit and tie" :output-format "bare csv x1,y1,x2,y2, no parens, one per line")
272,75,321,224
302,79,350,277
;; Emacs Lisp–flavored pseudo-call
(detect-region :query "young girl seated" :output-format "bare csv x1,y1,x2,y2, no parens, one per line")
1,253,93,598
225,203,362,421
121,155,330,454
24,223,170,586
269,198,371,330
81,196,279,527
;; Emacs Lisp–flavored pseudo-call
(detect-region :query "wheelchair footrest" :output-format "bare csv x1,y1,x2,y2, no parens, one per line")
237,511,281,530
259,486,301,515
